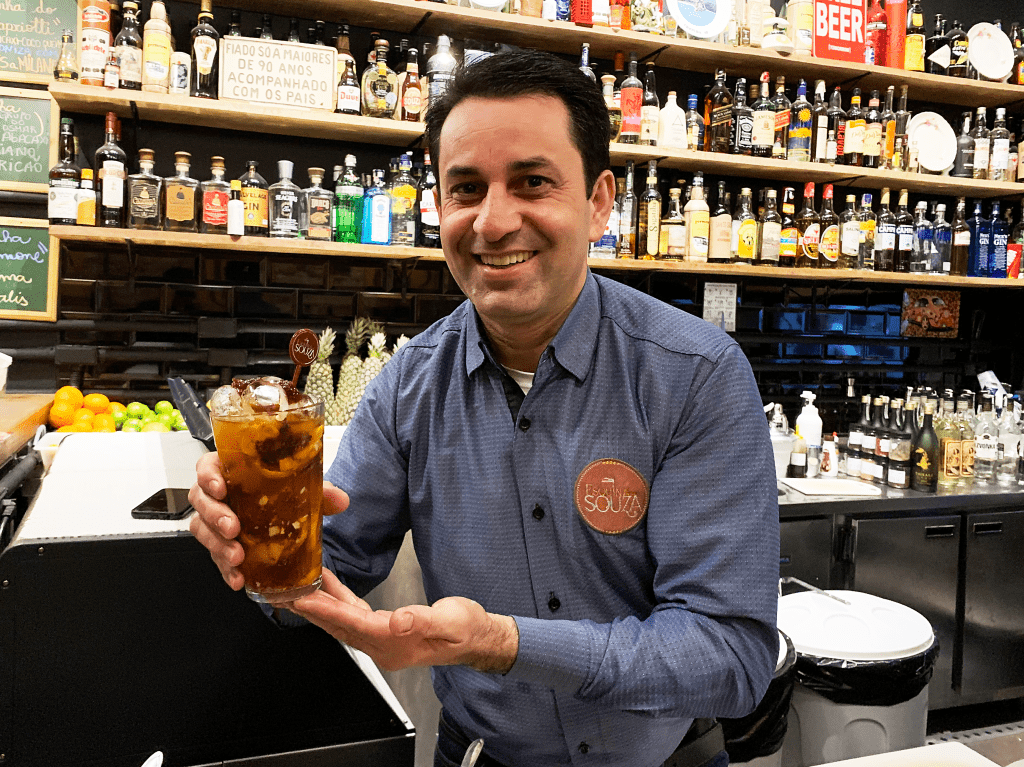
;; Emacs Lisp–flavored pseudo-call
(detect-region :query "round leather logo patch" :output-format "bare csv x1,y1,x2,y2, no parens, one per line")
574,458,649,535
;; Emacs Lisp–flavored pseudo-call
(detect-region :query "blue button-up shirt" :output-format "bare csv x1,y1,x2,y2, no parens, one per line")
325,272,779,767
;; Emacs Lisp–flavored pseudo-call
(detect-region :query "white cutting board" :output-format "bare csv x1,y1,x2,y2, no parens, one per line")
817,741,1000,766
781,478,883,496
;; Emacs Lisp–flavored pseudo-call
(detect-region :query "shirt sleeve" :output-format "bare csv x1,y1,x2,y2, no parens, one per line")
505,343,780,719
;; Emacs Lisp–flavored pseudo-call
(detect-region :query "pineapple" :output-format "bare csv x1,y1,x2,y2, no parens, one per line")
334,317,370,426
389,334,411,364
303,327,336,409
353,324,388,406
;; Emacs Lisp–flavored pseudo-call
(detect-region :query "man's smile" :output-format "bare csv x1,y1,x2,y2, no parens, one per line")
475,250,538,267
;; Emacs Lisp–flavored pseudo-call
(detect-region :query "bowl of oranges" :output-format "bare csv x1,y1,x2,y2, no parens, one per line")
48,387,189,434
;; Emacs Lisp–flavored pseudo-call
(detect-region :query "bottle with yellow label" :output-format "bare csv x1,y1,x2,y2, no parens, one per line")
142,0,172,93
637,161,661,260
239,160,269,236
685,173,710,263
733,187,758,264
904,0,926,71
76,168,97,226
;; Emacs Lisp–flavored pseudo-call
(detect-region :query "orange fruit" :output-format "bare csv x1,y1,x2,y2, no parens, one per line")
48,401,78,429
107,401,127,416
57,423,92,433
92,414,117,432
83,392,110,414
54,385,84,410
73,408,95,425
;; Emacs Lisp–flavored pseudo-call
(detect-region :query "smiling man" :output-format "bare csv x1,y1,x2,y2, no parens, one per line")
189,50,778,767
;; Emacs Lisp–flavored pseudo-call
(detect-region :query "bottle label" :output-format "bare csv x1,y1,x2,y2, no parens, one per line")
202,189,229,226
976,436,997,461
876,222,896,251
117,45,142,84
241,187,269,228
711,103,731,130
790,452,807,467
710,214,731,259
80,26,110,83
420,192,440,227
845,119,865,154
800,222,820,260
428,72,454,104
788,115,812,162
169,52,190,93
369,194,390,243
688,212,710,258
814,116,828,161
307,197,333,240
751,110,774,148
951,39,969,66
774,109,790,133
888,466,906,485
954,230,971,247
735,114,754,151
905,33,925,71
841,221,860,256
820,224,840,262
780,226,798,258
863,122,883,157
862,434,876,452
143,30,172,86
620,87,642,135
737,219,757,260
338,85,361,112
835,121,846,157
76,188,96,225
760,221,781,262
883,120,896,161
227,199,244,235
104,61,119,88
1008,243,1023,278
942,439,962,478
991,138,1010,175
194,35,217,76
973,138,990,177
897,224,914,252
271,190,300,235
129,178,159,219
48,183,78,221
645,202,660,256
166,184,196,222
100,160,125,209
402,82,423,115
859,218,875,245
640,105,659,141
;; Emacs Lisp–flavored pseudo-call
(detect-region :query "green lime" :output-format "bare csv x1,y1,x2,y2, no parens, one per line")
112,410,127,428
126,402,147,419
141,421,171,433
154,400,174,416
171,408,181,419
157,413,174,427
122,420,142,433
173,418,188,431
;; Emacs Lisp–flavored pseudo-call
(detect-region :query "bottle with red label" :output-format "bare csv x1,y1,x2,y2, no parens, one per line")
865,0,889,66
796,182,820,268
399,48,422,122
818,184,840,269
1009,201,1024,278
619,52,643,145
201,156,230,235
80,0,111,86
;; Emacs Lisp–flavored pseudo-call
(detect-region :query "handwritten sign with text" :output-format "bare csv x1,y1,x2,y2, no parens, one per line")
0,218,56,321
0,86,54,190
218,37,336,112
0,0,77,83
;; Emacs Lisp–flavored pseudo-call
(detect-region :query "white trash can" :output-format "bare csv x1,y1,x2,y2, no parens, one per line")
777,590,938,767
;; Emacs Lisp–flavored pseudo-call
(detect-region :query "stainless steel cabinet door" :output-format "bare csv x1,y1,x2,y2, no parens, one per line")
780,518,833,589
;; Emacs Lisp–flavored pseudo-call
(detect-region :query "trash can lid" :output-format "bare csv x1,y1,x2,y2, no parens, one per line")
778,590,934,661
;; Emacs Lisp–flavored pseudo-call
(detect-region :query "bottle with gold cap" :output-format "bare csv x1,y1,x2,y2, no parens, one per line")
76,169,97,226
200,156,230,234
128,148,162,229
164,151,199,232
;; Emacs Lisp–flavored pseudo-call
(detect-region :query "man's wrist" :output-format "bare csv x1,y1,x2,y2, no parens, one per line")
465,613,519,674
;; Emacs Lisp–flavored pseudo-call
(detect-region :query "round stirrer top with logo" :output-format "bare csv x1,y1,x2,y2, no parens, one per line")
290,329,319,389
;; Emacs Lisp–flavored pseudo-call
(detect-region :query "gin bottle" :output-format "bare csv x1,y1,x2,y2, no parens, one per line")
199,156,230,235
269,160,301,238
302,167,334,241
163,151,199,232
334,154,363,243
239,161,269,236
361,168,391,245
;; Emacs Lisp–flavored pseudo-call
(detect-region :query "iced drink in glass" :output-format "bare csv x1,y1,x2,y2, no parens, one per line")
209,376,325,603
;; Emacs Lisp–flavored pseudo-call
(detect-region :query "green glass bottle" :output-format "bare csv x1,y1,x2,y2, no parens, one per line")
334,153,363,243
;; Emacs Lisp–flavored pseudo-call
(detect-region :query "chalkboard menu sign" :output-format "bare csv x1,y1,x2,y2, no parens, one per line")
0,0,77,84
0,86,56,191
0,217,56,321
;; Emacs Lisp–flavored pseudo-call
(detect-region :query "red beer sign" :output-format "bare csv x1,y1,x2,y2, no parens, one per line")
814,0,867,63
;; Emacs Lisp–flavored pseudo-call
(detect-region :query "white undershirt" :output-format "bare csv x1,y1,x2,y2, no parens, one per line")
504,366,535,395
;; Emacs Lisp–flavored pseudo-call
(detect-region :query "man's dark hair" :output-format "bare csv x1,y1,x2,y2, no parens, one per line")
424,49,611,196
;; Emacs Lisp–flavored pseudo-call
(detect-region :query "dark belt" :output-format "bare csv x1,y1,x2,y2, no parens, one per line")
437,710,724,767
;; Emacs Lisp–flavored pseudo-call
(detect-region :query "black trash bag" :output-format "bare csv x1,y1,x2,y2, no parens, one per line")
793,634,939,707
722,633,798,763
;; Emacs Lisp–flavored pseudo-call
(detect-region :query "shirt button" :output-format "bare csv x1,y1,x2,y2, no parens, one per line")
548,593,560,612
519,417,531,432
532,504,545,520
578,742,590,754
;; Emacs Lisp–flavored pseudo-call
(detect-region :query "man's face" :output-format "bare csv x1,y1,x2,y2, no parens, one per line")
435,95,613,332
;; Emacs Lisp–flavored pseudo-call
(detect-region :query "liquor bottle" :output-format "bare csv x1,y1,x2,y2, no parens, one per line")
616,163,637,258
112,1,142,89
48,118,81,226
880,86,897,169
935,397,961,488
578,42,596,83
601,75,622,143
659,188,684,259
259,14,272,39
895,189,914,272
950,197,970,276
619,54,643,145
79,0,111,86
911,401,939,492
76,169,97,225
426,35,457,115
860,397,880,483
730,78,754,155
751,72,774,159
818,184,839,268
873,396,890,484
989,202,1009,278
640,64,660,146
141,0,172,94
857,193,876,270
874,188,896,271
894,85,911,148
904,0,926,71
967,200,990,277
389,154,417,247
163,152,199,233
925,14,950,76
758,189,782,266
683,94,705,151
795,182,819,268
709,182,732,264
286,18,300,42
989,108,1011,181
109,0,122,41
1009,131,1019,181
810,81,829,163
197,156,230,235
839,194,859,269
826,86,847,164
779,187,798,267
225,10,240,37
637,161,661,260
684,173,710,262
398,48,422,122
865,0,888,65
862,90,883,169
734,187,757,264
611,50,625,100
239,160,269,236
1009,201,1024,278
360,168,391,245
127,147,161,230
189,0,218,98
955,395,975,487
103,41,119,89
94,111,127,228
299,167,333,241
363,39,398,119
971,107,990,181
771,76,791,160
703,69,733,153
948,19,969,77
333,155,363,243
888,402,915,489
787,80,812,163
844,88,865,167
974,394,999,482
933,203,952,274
418,151,440,248
334,24,356,106
952,112,974,178
909,201,932,272
54,30,79,82
336,58,362,116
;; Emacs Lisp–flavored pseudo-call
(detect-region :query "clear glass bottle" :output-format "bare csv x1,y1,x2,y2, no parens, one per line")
772,76,791,160
163,151,199,232
839,194,859,269
425,34,457,115
112,1,142,89
874,188,895,272
617,161,637,258
389,153,417,247
757,189,782,266
362,38,398,119
54,30,79,82
661,188,685,260
619,53,642,145
826,86,847,164
844,88,865,166
684,174,710,263
971,107,990,180
682,94,704,151
989,108,1011,181
239,160,269,236
932,203,952,274
818,185,839,268
269,160,301,238
795,182,819,268
779,187,798,267
708,181,732,264
48,118,80,226
787,79,812,162
640,63,659,147
936,396,961,489
857,193,876,270
127,147,162,230
910,201,933,273
602,75,623,143
418,150,440,248
199,156,230,235
637,160,661,260
360,168,391,245
300,167,333,241
888,401,915,489
593,179,621,259
733,187,757,264
751,72,774,159
974,394,999,482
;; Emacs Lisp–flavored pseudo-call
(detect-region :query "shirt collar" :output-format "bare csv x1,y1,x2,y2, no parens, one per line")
463,271,600,383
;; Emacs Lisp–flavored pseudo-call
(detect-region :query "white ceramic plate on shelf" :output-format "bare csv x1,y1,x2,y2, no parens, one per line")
967,23,1015,81
665,0,732,39
907,111,957,173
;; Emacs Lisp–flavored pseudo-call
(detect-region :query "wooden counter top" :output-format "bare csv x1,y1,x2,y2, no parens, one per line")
0,394,52,467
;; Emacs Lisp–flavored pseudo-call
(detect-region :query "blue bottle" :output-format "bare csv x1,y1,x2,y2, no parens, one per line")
967,201,990,277
989,201,1008,278
360,168,391,245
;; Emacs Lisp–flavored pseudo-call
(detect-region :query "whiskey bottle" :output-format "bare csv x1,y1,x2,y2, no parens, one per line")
94,111,127,228
239,160,269,236
76,169,97,225
269,160,301,238
730,78,753,155
704,68,733,153
114,0,142,89
334,154,363,243
200,156,230,234
363,38,398,119
163,151,199,232
857,193,876,270
54,30,79,82
818,184,839,269
637,161,661,260
750,72,774,159
398,48,422,122
757,189,782,266
874,188,896,271
302,167,334,241
190,0,219,98
602,75,623,142
640,63,659,146
48,118,80,226
779,187,798,267
619,53,642,145
771,76,791,160
895,190,914,272
795,182,819,268
127,148,162,230
839,194,859,268
618,161,637,257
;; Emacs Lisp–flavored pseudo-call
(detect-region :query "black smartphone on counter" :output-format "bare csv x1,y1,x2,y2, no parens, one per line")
131,488,195,520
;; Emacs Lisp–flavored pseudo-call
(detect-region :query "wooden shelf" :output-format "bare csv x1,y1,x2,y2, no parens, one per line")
0,181,48,195
48,82,426,148
51,226,1024,288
